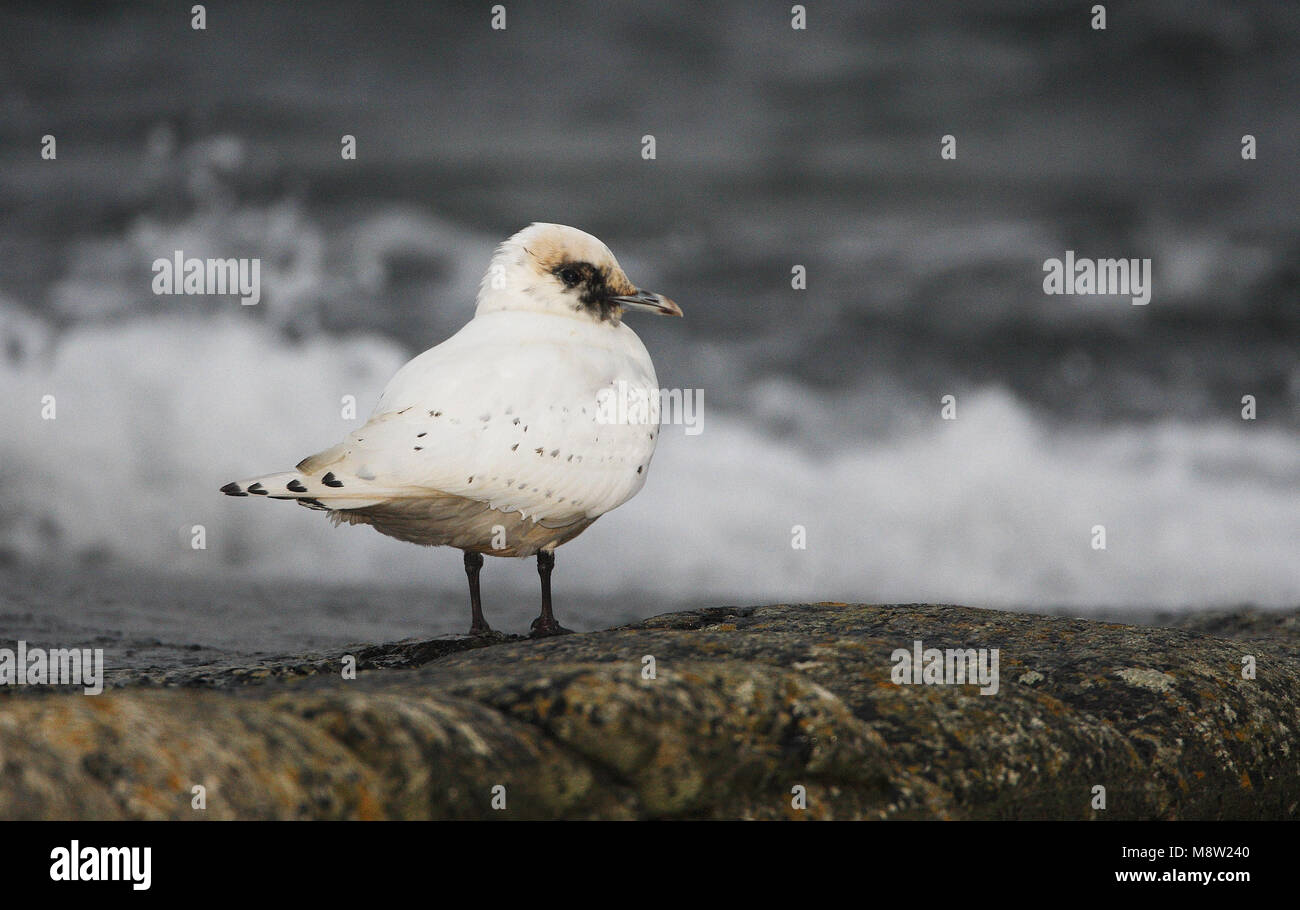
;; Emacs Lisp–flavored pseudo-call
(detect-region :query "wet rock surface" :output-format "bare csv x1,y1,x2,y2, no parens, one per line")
1,603,1296,819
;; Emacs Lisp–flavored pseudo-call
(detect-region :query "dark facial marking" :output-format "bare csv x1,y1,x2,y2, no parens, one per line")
553,260,621,321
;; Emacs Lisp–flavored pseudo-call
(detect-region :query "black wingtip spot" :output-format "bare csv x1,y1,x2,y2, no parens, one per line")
321,472,344,488
247,482,268,495
287,479,308,493
220,482,244,496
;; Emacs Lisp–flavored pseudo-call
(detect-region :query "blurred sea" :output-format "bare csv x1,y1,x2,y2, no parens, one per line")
0,1,1296,666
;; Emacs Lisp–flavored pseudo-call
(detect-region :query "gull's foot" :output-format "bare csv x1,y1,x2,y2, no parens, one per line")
529,616,574,638
468,622,500,639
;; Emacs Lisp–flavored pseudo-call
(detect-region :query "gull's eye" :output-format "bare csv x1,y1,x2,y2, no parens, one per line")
558,267,582,288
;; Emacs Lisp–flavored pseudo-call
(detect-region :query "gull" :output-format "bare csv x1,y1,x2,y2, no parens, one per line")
221,223,682,636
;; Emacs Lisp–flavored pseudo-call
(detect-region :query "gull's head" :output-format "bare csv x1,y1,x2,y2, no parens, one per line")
476,223,682,324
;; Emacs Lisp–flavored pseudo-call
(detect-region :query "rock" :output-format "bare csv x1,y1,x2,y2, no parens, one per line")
0,603,1296,819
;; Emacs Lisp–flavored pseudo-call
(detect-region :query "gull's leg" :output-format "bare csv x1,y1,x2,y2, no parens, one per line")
464,550,491,636
530,549,572,637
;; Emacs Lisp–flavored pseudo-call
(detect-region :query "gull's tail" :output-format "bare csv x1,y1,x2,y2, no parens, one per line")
221,471,366,511
221,429,457,511
220,453,389,511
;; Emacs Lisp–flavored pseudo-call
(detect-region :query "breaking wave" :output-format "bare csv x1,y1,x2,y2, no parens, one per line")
2,307,1296,609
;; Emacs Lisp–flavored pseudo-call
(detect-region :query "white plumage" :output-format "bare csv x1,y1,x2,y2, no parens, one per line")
222,223,682,635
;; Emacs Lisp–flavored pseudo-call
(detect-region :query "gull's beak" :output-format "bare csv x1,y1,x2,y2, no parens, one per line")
608,289,683,317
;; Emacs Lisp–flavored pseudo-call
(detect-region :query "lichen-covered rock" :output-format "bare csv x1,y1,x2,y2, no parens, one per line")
1,603,1296,819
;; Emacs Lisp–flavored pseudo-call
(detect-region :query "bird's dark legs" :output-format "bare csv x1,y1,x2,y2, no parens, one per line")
463,550,492,636
530,549,571,637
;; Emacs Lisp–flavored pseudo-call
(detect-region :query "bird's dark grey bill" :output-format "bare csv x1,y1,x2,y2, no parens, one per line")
608,290,683,317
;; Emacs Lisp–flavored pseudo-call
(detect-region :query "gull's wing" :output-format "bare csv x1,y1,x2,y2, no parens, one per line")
231,313,660,525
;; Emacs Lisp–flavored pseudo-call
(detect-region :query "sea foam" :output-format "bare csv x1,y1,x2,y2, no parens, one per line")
1,309,1296,609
